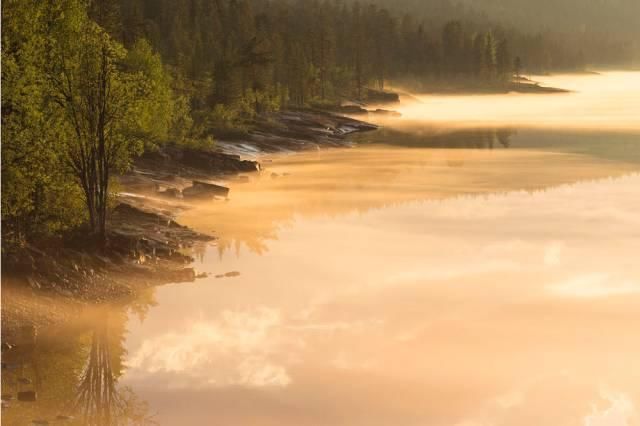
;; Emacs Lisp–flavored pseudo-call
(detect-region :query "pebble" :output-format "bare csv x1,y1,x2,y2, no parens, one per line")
56,415,74,421
215,271,241,279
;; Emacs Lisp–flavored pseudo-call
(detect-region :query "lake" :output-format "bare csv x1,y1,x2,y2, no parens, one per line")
3,71,640,425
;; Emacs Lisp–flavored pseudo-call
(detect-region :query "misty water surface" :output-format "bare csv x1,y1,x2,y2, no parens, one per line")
3,72,640,425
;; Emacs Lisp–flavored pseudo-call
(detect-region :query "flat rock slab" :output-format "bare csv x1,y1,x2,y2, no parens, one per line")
182,180,230,199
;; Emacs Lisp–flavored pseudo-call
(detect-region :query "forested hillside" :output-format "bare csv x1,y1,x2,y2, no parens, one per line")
118,0,520,103
368,0,640,68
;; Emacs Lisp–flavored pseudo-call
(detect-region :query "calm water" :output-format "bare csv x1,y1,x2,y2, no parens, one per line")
3,72,640,425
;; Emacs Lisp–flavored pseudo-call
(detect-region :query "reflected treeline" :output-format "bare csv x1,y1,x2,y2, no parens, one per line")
353,127,517,149
1,304,155,425
75,313,153,425
180,136,635,261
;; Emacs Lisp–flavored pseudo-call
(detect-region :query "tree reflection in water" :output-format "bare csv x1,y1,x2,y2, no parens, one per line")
0,291,156,425
75,309,155,426
352,126,517,149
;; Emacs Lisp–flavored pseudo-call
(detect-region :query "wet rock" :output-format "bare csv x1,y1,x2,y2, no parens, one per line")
18,391,37,402
183,180,229,199
214,271,240,279
136,146,260,177
158,187,182,198
372,109,402,117
56,415,74,421
181,149,259,173
165,268,196,283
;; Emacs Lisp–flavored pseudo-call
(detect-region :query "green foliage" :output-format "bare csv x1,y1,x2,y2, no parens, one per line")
123,38,174,146
203,104,249,140
1,0,86,241
2,0,174,242
47,9,152,237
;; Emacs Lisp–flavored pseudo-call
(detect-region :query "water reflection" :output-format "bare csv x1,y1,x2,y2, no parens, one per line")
352,126,517,149
4,71,640,425
179,145,637,258
75,313,153,425
122,173,640,425
1,303,154,425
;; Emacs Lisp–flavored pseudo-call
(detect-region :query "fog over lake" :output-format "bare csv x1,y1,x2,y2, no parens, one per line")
4,71,639,426
125,71,640,425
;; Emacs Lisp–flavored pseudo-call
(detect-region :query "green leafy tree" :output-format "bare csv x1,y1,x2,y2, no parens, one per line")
1,0,85,242
47,1,170,241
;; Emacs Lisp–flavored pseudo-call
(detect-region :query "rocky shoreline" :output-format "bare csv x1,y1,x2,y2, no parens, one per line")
1,109,378,335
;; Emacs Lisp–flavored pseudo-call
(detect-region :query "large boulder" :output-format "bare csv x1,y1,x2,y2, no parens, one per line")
182,180,230,199
182,149,259,173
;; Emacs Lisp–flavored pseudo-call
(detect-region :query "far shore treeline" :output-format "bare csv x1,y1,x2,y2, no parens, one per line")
0,0,633,247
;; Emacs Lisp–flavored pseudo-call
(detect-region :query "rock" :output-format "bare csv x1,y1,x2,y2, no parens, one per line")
195,272,208,279
56,415,74,421
165,267,196,283
158,187,182,198
17,391,37,402
372,109,402,117
183,181,229,199
181,149,260,173
335,105,368,115
214,271,240,279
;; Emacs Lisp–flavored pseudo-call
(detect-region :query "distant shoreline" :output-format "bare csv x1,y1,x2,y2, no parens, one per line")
392,80,570,96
